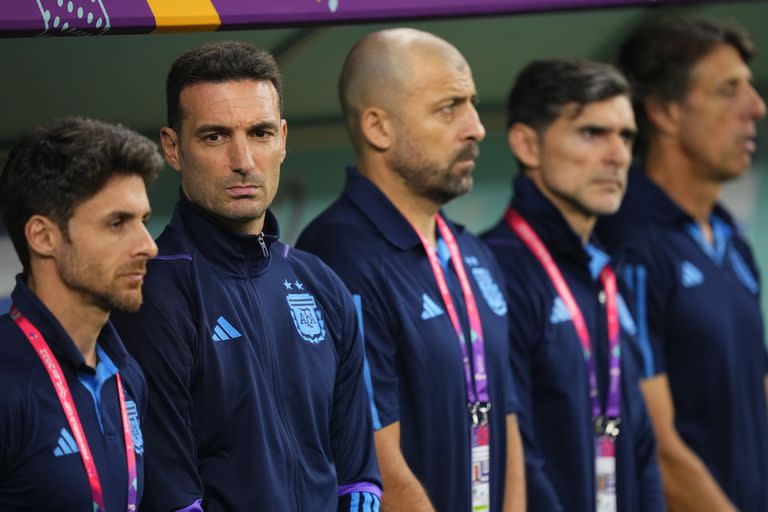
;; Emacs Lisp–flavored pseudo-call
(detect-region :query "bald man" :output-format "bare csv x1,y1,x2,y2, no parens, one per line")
297,29,525,512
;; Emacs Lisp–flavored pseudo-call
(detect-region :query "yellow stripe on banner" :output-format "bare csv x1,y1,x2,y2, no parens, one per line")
145,0,221,32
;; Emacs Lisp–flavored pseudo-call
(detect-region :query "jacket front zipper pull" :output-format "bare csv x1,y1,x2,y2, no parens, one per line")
257,233,269,257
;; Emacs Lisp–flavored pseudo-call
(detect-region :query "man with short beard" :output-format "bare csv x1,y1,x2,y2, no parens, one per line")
297,28,525,512
0,117,162,510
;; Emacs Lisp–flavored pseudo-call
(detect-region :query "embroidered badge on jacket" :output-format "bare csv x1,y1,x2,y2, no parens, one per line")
286,285,327,344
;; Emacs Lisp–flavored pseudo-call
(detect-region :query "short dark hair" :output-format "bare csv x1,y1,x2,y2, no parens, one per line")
507,58,629,133
617,17,755,154
0,117,164,272
166,41,283,132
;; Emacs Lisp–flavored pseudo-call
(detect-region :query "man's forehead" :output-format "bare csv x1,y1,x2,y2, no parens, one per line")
406,58,476,99
561,96,634,123
75,175,150,216
179,80,280,123
689,44,752,88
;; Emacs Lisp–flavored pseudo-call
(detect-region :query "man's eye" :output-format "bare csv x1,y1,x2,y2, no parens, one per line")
205,134,221,143
621,132,637,144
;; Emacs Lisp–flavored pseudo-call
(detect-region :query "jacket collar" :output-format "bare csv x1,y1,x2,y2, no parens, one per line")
169,191,280,277
10,275,128,371
621,167,736,228
343,167,464,251
510,173,607,272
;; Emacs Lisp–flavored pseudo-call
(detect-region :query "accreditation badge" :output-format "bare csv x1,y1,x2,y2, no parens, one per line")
471,423,491,511
595,436,617,512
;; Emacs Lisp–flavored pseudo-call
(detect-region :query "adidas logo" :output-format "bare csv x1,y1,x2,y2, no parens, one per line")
53,427,79,457
550,297,571,324
681,261,704,288
211,316,242,342
421,294,444,320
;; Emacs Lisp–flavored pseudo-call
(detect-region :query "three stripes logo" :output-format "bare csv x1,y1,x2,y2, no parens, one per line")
681,261,704,288
53,427,79,457
549,297,571,325
421,293,444,320
211,316,242,342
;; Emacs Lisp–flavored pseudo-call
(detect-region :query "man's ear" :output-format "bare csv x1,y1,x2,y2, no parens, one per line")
25,215,63,259
279,119,288,164
359,107,394,152
160,127,182,172
645,97,681,137
508,123,542,170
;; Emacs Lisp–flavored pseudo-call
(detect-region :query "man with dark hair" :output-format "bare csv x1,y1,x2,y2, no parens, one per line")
111,41,381,511
297,29,525,512
0,117,162,510
482,59,664,512
598,17,768,511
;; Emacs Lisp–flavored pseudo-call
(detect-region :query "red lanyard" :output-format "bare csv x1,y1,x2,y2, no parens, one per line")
411,215,490,423
11,306,138,511
504,210,622,434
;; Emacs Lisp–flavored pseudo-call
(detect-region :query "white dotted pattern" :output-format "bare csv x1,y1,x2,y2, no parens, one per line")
35,0,110,35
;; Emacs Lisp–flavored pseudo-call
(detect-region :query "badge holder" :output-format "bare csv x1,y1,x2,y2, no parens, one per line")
471,402,491,512
595,417,620,512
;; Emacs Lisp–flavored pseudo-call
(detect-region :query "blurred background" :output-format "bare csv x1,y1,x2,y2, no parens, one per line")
1,1,767,323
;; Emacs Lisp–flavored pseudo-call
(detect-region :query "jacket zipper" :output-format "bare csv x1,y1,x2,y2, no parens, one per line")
251,282,300,511
257,233,269,258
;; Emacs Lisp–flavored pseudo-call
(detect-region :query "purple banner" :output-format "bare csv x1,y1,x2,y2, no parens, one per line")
2,0,717,37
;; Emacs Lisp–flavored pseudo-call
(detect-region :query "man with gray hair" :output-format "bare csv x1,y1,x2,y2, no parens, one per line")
298,29,525,511
599,17,768,511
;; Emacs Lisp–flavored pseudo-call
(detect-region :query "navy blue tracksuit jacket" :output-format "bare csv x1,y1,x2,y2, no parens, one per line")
113,194,381,511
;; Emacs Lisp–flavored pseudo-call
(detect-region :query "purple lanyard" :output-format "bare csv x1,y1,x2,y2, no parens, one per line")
412,214,490,422
505,209,622,434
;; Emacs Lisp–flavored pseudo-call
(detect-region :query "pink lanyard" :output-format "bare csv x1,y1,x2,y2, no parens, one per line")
505,210,622,435
412,215,490,423
11,306,138,511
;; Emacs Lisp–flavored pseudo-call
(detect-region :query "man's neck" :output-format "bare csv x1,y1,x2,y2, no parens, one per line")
645,142,721,224
528,174,596,244
185,189,266,236
27,272,107,368
359,164,441,247
556,205,596,246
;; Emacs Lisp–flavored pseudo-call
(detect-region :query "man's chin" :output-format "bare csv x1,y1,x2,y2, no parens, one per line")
592,202,622,217
107,292,143,314
426,184,472,206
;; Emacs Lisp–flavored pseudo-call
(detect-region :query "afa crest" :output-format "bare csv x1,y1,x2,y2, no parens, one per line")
286,293,327,344
125,400,144,455
471,267,508,316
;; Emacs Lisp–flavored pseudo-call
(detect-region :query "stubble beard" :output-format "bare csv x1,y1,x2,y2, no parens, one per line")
389,140,476,206
58,248,144,314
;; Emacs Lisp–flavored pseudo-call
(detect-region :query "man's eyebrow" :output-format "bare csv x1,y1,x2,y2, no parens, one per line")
106,208,152,220
576,124,610,132
248,121,281,132
193,124,232,136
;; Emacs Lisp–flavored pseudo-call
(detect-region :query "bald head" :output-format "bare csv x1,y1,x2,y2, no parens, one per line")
339,28,469,147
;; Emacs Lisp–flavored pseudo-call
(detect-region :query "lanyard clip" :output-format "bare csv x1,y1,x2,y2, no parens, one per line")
594,416,621,438
469,401,492,426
